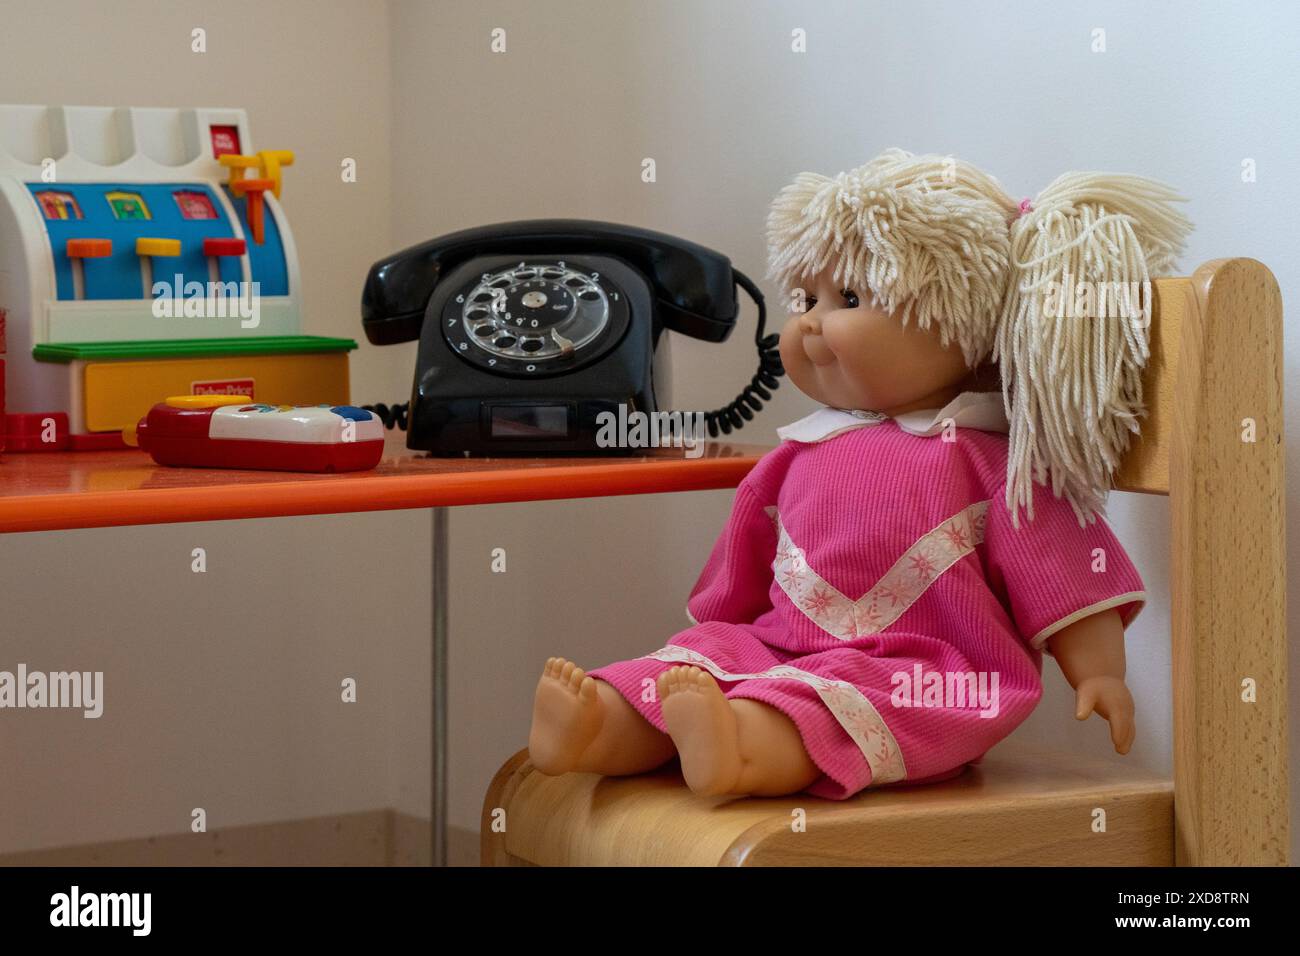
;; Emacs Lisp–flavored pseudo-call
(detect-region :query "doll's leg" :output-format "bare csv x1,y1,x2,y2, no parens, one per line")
658,666,821,797
528,657,676,776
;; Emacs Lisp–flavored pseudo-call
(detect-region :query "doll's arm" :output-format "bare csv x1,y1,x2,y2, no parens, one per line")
686,483,778,626
1046,608,1135,754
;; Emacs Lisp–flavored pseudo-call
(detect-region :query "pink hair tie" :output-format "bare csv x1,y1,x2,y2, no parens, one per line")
1017,198,1034,217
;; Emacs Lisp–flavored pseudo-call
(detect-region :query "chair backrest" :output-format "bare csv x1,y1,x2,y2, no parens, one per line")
1114,259,1287,865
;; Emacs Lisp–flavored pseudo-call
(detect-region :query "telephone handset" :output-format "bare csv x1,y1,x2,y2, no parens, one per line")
360,219,782,455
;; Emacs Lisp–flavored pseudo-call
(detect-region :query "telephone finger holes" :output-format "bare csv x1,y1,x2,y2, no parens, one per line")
450,260,622,372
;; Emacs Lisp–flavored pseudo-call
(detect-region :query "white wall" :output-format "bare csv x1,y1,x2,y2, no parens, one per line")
0,0,1294,859
0,0,413,853
389,0,1298,852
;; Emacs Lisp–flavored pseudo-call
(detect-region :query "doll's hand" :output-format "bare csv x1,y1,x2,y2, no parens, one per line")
1074,676,1135,754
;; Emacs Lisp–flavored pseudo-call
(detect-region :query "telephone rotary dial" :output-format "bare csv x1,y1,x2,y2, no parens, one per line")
446,261,627,375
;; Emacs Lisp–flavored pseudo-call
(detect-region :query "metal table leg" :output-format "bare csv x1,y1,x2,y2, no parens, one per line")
431,506,449,866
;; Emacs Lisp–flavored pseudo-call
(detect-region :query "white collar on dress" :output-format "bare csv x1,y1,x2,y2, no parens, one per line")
776,391,1009,444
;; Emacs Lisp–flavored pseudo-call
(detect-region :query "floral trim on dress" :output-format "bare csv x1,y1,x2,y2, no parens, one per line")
640,644,908,785
766,500,990,641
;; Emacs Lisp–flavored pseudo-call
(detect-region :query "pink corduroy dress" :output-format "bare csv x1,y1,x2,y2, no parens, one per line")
589,394,1146,799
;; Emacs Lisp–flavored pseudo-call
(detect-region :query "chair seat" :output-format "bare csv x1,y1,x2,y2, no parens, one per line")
481,742,1174,866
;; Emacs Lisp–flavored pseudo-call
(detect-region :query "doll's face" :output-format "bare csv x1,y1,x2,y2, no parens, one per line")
778,269,971,414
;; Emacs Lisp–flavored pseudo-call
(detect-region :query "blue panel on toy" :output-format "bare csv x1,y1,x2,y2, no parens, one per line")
26,183,288,301
222,185,288,297
31,183,240,301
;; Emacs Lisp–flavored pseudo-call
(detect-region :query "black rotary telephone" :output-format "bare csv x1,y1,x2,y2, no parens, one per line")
360,219,782,455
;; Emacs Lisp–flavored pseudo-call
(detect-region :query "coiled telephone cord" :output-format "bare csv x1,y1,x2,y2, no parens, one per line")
363,401,408,431
692,270,783,438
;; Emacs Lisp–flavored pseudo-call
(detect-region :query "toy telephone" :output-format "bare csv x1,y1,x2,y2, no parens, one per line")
360,220,782,455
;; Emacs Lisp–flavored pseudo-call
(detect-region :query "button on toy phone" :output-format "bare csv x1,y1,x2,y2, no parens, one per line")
360,220,782,455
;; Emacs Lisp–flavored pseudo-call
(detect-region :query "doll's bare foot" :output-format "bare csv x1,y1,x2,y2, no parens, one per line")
658,666,743,796
528,658,602,775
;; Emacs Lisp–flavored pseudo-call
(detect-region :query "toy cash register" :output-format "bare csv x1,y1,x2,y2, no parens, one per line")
0,105,357,451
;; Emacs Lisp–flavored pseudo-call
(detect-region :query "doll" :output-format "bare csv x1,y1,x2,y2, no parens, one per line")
528,149,1192,799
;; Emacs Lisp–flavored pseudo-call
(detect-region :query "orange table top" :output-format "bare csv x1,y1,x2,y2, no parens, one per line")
0,435,771,534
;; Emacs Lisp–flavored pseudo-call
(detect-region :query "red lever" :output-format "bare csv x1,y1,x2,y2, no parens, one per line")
203,237,247,257
67,238,112,258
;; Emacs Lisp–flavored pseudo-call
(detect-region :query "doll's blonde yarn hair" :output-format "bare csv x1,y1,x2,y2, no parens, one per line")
766,148,1193,525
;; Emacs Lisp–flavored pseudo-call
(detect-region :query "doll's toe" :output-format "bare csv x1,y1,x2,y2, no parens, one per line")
566,664,584,690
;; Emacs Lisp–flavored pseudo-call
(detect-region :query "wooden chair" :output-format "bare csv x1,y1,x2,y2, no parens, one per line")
481,259,1287,866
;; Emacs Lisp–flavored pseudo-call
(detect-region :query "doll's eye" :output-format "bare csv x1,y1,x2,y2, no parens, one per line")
841,289,860,308
802,295,818,312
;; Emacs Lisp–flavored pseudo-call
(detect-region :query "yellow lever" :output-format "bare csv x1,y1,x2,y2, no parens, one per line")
218,152,260,188
135,237,181,257
256,149,295,198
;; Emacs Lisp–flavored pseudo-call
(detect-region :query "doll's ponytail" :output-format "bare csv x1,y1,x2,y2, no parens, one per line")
994,172,1192,526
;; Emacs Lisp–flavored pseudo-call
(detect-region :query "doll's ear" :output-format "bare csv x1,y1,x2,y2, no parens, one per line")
995,173,1193,526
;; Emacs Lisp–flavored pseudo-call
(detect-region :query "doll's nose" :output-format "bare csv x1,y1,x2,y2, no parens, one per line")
799,311,822,334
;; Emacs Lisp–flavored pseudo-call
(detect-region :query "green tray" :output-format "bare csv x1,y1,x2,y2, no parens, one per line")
34,335,358,363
